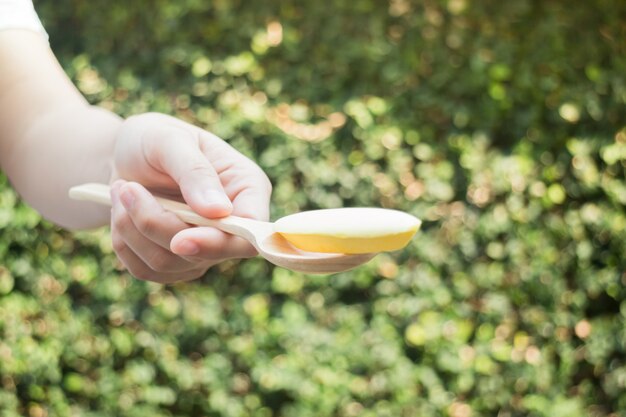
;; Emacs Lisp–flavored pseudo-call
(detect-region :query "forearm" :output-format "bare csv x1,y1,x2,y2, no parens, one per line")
4,103,121,229
0,30,121,229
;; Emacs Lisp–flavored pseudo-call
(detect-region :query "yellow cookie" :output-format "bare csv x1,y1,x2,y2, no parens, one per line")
274,208,421,254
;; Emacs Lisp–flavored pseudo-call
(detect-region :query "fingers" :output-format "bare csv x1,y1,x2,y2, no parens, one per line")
200,146,273,222
116,181,189,249
111,180,211,283
117,113,271,223
110,180,256,284
116,180,256,260
111,234,207,284
111,113,273,283
230,178,272,222
144,125,233,218
170,227,257,259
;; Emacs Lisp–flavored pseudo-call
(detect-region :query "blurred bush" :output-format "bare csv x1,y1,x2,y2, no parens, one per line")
1,0,625,416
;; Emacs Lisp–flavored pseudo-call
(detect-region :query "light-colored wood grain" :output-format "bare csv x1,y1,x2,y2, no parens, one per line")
69,183,375,274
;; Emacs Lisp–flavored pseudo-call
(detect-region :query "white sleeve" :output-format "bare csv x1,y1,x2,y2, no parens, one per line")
0,0,48,39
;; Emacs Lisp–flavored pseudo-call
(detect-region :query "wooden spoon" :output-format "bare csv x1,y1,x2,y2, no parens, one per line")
69,183,376,274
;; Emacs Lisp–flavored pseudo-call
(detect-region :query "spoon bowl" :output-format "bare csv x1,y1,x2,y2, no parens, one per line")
248,222,376,273
69,183,376,274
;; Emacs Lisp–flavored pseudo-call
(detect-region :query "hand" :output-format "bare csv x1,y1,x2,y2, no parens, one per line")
109,112,272,283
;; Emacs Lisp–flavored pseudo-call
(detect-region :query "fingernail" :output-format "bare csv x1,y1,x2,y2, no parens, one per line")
174,240,200,256
202,190,232,210
120,189,135,211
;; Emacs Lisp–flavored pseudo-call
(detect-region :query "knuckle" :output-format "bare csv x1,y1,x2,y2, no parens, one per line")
131,267,158,282
188,162,217,178
126,263,161,282
122,114,141,128
122,114,154,135
135,215,159,237
180,254,211,263
111,233,127,254
250,167,272,193
128,112,160,124
145,250,175,273
141,112,162,119
261,175,273,194
157,271,195,285
187,268,209,281
175,268,209,283
112,209,132,232
242,245,258,259
196,239,222,257
156,120,194,141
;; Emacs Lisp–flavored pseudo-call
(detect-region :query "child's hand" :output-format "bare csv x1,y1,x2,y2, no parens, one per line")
110,113,272,283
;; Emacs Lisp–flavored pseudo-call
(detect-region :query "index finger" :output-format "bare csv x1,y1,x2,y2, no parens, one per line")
214,159,272,222
143,124,234,218
193,132,272,222
231,181,272,222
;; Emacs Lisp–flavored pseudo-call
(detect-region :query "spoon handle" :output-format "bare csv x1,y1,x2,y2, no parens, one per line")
69,183,270,241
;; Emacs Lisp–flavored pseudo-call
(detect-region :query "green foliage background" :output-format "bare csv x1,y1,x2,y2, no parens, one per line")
1,0,625,416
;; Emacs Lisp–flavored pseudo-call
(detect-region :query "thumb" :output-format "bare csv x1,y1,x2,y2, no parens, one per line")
151,128,233,218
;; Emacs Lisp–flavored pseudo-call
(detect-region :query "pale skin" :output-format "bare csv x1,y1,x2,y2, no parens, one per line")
0,30,272,283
